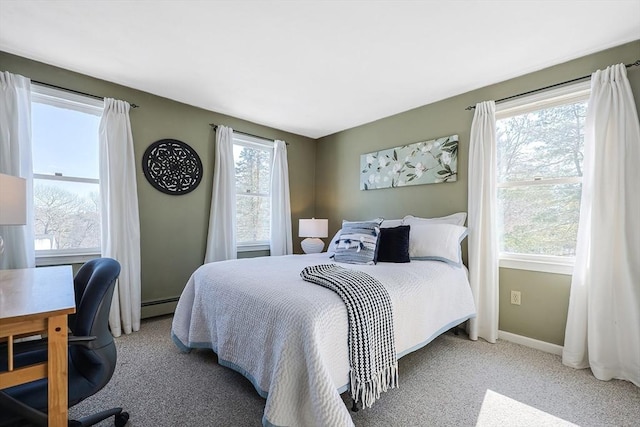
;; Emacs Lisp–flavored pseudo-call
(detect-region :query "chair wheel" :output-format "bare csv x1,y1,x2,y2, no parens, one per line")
115,411,129,427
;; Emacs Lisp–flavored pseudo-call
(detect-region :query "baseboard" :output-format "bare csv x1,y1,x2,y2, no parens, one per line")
141,297,179,319
498,330,563,356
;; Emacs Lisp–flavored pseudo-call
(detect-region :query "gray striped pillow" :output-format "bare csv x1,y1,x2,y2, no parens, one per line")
333,220,382,265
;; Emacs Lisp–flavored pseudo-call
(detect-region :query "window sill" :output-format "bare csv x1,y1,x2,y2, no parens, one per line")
499,254,574,275
36,252,100,267
237,244,270,253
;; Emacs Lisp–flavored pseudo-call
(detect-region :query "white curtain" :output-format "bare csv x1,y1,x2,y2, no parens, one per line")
99,98,141,337
467,100,499,343
204,125,237,263
270,140,293,256
0,71,34,269
562,64,640,386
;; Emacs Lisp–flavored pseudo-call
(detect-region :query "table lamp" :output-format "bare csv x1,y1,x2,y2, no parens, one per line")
299,218,328,254
0,173,27,256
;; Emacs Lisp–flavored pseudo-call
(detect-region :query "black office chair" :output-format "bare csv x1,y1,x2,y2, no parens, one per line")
0,258,130,427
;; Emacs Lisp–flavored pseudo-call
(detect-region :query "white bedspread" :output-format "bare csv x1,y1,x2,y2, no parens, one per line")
171,253,476,427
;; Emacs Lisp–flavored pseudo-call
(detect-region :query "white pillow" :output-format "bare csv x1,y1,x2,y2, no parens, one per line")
408,223,468,266
403,212,467,227
326,229,342,255
381,219,403,228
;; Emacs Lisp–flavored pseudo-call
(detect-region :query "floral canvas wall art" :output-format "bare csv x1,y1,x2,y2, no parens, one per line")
360,134,458,190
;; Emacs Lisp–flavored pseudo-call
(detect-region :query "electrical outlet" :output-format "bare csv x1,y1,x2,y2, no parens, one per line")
511,290,521,305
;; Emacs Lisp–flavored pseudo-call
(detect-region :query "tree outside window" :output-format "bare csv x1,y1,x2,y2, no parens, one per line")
31,87,103,259
496,90,588,261
233,137,272,246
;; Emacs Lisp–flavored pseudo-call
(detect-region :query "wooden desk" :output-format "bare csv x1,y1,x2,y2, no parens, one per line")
0,265,76,427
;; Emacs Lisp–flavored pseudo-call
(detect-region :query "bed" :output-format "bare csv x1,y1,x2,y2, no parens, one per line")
171,242,477,426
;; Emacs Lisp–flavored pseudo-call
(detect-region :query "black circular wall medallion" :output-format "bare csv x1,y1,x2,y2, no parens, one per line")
142,139,203,195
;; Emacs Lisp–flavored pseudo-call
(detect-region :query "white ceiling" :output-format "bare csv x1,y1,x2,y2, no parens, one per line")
1,1,639,139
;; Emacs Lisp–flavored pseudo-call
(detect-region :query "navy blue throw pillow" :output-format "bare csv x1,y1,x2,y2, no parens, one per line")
376,225,410,263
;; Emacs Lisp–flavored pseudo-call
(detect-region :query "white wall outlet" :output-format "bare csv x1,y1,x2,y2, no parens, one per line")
511,290,521,305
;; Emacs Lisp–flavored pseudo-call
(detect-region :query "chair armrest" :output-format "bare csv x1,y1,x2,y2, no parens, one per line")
68,335,97,347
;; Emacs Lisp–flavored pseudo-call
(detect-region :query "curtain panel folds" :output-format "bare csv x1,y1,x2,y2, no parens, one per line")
270,140,293,256
99,98,141,337
204,125,237,263
467,100,499,344
563,64,640,386
0,71,35,269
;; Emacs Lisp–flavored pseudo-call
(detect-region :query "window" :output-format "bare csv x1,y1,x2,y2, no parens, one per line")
233,134,273,250
31,86,103,264
495,82,590,274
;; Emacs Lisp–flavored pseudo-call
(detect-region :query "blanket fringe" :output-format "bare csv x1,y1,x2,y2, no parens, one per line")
350,362,399,409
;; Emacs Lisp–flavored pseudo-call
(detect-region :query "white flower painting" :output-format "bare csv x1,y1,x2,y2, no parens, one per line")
360,134,458,190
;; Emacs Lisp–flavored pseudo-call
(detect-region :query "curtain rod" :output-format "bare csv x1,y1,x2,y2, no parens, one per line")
32,80,139,108
464,59,640,111
209,123,289,145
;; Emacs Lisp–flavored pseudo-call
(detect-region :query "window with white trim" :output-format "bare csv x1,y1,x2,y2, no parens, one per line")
495,82,590,274
233,134,273,250
31,86,103,263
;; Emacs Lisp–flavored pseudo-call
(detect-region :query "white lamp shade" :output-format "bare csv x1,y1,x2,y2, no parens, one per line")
298,218,328,238
0,173,27,225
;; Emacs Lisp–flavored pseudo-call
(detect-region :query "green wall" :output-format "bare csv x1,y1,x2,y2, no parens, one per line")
0,51,317,317
316,41,640,346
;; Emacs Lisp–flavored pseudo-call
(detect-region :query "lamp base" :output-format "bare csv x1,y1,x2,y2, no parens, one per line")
301,237,325,254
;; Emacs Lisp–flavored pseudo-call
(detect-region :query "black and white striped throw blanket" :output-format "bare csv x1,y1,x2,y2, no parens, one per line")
300,264,398,408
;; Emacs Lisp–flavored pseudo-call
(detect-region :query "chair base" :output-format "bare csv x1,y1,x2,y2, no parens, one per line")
0,391,128,427
70,408,129,427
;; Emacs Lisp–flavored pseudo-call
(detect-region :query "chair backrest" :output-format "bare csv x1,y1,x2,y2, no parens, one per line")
68,257,121,404
69,257,121,345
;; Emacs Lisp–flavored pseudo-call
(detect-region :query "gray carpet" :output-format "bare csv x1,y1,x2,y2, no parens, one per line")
70,316,639,426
